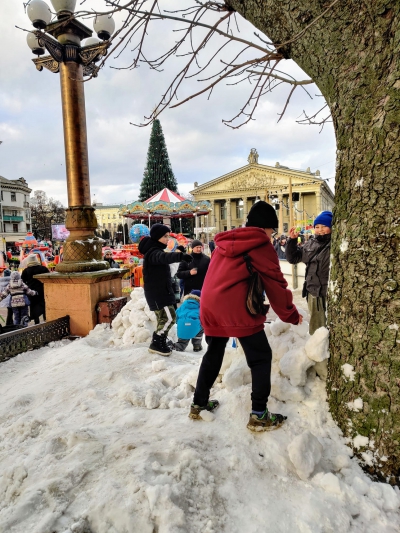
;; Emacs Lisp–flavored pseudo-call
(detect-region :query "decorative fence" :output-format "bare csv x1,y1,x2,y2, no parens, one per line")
0,316,70,362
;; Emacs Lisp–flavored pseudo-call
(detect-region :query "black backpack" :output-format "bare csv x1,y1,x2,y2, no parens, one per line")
243,254,270,316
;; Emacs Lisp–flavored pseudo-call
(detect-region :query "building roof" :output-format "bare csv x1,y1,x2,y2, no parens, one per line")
0,176,31,193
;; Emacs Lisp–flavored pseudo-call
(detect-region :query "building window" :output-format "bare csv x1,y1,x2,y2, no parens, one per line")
13,223,18,232
220,202,226,220
236,200,243,219
108,223,111,229
0,191,3,201
108,214,110,219
11,192,16,202
12,210,17,217
113,214,116,219
26,224,31,231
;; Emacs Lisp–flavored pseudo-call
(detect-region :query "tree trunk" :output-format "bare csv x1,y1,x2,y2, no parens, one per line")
226,0,400,483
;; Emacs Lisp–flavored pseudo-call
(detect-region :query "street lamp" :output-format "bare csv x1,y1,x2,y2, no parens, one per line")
25,0,115,272
179,217,182,234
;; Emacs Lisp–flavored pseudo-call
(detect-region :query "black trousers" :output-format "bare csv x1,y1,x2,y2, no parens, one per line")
193,329,272,412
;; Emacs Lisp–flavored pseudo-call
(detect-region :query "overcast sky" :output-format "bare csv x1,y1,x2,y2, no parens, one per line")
0,0,336,207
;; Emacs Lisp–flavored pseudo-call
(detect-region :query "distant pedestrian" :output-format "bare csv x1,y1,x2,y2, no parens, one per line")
138,224,193,356
0,271,36,326
103,250,120,269
0,269,13,326
21,254,50,325
286,211,333,334
274,235,287,259
177,240,210,296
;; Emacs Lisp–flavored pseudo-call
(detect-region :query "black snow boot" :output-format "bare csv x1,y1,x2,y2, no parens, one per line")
149,332,172,356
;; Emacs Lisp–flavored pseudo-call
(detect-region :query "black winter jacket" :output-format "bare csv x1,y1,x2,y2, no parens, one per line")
138,237,185,310
176,252,210,295
21,264,50,320
285,235,331,298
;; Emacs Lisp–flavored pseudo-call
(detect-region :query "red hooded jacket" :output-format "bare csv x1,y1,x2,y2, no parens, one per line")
200,227,300,337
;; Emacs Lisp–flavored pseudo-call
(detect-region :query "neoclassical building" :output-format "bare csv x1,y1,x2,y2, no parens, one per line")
190,149,334,236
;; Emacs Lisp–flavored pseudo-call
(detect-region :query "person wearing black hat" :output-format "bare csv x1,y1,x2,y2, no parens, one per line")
177,240,210,296
189,201,302,431
138,224,193,356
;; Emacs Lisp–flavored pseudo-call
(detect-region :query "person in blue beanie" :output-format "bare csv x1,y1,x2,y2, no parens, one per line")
174,289,203,352
286,211,333,335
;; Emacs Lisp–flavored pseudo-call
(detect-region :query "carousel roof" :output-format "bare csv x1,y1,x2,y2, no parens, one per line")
145,188,185,203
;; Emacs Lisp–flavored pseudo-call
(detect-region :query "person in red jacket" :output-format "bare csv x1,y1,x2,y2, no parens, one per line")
189,201,303,431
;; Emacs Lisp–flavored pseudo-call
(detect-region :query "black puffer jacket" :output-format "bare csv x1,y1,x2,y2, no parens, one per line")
138,237,185,310
286,235,331,298
21,264,50,321
176,252,210,295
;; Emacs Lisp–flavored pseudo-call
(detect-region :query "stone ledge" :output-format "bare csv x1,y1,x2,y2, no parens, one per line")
34,268,129,284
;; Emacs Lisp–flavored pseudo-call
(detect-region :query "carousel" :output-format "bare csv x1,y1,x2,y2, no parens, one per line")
115,189,212,291
119,188,212,240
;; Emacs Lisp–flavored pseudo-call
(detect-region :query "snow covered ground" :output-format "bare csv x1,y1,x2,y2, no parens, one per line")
0,289,399,533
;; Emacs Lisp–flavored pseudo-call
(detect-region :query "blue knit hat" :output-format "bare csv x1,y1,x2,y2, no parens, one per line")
190,290,201,297
314,211,333,228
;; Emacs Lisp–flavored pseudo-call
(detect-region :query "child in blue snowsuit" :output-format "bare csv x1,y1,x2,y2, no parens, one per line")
174,289,203,352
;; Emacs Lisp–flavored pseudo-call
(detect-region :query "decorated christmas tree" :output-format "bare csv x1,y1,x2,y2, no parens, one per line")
138,119,179,201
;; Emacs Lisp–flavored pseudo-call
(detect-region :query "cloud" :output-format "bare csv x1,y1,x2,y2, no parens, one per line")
0,1,336,207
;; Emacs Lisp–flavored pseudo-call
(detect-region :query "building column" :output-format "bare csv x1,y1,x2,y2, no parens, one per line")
242,196,248,224
315,189,322,214
226,198,232,230
278,193,284,235
213,200,220,232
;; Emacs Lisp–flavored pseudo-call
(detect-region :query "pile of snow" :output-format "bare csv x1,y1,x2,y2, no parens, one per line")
0,314,399,532
110,287,178,347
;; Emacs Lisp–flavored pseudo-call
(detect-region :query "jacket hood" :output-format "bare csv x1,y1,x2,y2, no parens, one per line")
182,293,200,304
215,227,270,258
138,236,167,255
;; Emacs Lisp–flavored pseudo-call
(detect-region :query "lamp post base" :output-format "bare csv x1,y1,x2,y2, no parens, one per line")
55,206,107,273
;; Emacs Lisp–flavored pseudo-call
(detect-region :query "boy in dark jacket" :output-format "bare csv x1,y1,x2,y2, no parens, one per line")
177,240,210,295
190,202,302,431
174,289,203,352
138,224,192,356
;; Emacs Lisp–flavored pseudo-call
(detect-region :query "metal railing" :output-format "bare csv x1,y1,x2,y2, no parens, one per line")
0,316,70,362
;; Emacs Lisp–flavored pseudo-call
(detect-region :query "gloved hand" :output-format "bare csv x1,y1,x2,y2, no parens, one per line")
182,253,192,263
177,245,186,253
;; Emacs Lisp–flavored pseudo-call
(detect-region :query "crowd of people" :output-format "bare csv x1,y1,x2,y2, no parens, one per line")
139,204,333,433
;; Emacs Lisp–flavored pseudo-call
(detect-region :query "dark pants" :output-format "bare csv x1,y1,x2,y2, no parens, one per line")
193,329,272,412
12,306,29,326
6,307,13,326
174,328,204,352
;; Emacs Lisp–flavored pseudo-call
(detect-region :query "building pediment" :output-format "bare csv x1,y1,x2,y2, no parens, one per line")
191,164,321,196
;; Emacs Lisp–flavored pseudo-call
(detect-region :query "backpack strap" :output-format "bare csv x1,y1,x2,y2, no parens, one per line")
243,254,254,275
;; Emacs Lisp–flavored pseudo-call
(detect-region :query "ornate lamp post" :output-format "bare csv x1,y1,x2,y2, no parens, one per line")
26,0,115,272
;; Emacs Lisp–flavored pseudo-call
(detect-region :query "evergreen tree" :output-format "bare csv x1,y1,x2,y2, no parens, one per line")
138,119,178,201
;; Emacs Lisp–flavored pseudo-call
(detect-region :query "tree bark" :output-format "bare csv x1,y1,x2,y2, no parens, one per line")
226,0,400,483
